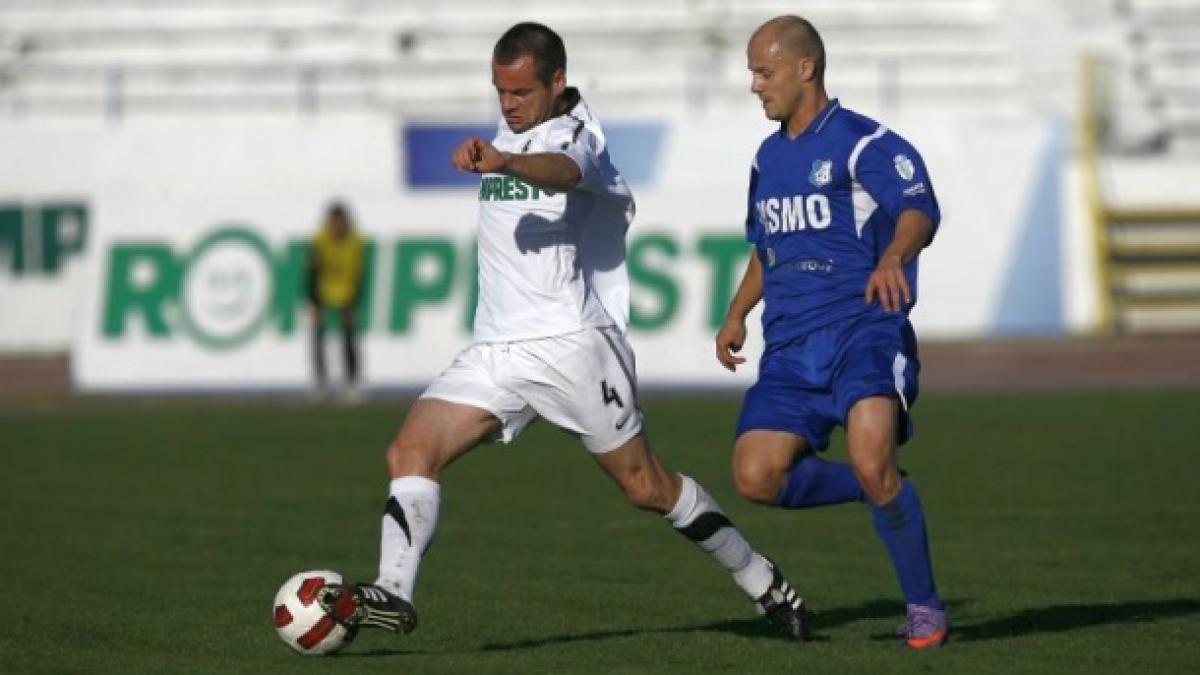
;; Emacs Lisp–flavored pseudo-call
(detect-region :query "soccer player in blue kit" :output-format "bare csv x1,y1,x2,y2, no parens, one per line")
716,16,948,649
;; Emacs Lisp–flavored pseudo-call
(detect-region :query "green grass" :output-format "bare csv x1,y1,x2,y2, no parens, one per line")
2,391,1199,674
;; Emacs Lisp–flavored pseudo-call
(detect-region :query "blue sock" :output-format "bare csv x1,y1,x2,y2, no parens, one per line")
869,479,942,608
777,453,865,508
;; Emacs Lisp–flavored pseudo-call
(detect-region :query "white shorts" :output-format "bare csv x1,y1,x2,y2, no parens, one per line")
420,326,643,453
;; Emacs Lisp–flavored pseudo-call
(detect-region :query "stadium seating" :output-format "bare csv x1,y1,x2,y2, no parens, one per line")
1,0,1192,134
1117,0,1200,153
0,0,1062,120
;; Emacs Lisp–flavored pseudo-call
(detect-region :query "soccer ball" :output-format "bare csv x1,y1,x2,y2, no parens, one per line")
272,569,356,655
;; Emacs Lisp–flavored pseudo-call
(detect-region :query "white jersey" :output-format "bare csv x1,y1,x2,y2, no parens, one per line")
471,90,635,342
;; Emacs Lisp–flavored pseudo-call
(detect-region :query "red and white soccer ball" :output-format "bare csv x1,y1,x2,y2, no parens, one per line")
272,569,356,655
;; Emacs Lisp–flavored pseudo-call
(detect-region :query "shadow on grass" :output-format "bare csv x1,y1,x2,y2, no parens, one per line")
337,619,821,658
335,598,935,657
337,598,1200,657
952,598,1200,642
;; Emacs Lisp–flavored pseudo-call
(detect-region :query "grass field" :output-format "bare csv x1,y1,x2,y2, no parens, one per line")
2,391,1199,674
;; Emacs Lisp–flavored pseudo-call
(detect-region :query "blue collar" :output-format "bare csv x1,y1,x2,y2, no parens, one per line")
782,98,840,139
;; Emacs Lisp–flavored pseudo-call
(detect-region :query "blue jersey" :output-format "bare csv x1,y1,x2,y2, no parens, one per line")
746,99,940,350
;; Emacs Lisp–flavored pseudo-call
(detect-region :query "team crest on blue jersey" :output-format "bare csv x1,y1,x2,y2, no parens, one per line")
894,154,915,180
808,159,833,187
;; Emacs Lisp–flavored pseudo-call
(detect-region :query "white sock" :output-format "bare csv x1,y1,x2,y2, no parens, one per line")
375,476,440,603
665,474,774,599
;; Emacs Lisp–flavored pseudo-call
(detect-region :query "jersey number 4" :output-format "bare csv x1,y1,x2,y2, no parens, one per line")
600,380,625,408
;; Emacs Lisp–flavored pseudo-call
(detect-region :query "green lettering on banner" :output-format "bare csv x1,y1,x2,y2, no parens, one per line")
627,233,680,331
353,241,377,330
0,206,22,274
274,241,309,334
0,202,90,276
390,238,456,333
501,176,515,200
102,244,179,337
39,202,88,274
697,235,753,330
462,239,478,332
94,228,745,345
513,179,529,200
175,227,275,350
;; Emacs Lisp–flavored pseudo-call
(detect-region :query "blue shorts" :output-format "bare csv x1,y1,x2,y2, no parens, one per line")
736,314,920,451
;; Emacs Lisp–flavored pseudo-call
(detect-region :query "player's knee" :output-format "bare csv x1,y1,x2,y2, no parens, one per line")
733,464,781,505
385,432,439,478
852,457,901,505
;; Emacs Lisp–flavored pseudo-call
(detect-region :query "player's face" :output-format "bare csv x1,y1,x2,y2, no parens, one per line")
492,56,564,133
328,214,349,238
747,35,806,122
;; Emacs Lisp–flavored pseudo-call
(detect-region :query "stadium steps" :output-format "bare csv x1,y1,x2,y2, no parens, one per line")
1104,209,1200,334
1110,299,1200,333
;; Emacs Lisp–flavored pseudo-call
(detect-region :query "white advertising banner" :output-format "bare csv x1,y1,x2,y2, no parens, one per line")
0,111,1069,389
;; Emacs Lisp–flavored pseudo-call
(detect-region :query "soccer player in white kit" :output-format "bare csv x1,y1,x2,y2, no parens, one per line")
321,22,810,642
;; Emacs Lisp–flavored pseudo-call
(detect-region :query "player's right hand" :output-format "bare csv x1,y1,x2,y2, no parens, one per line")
451,137,508,174
715,319,748,372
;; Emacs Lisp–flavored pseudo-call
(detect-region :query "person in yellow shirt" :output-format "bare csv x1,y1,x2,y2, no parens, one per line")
307,201,366,402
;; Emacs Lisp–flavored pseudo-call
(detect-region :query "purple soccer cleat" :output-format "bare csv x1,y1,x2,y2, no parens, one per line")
895,603,948,650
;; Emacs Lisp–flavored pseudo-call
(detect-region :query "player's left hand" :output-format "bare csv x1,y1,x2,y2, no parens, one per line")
451,137,509,174
865,254,911,313
715,318,748,372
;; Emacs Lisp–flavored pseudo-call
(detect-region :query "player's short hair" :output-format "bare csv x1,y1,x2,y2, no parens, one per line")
493,22,567,86
771,15,826,83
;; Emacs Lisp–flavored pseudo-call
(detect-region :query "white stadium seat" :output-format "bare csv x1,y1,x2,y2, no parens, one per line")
0,0,1194,152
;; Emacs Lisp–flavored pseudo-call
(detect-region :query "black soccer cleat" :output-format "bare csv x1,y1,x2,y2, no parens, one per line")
754,559,811,641
318,582,418,635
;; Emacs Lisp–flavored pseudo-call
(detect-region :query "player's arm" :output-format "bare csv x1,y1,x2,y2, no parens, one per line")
716,252,763,372
451,137,581,193
865,209,934,313
855,136,940,313
348,240,365,309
